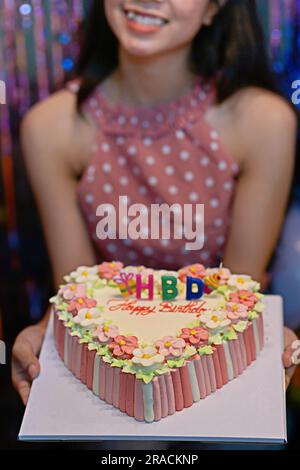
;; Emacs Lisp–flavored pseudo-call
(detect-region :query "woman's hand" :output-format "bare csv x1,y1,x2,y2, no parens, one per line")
282,326,299,389
12,322,46,405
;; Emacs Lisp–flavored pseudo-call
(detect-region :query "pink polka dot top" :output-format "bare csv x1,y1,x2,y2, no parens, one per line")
67,77,239,269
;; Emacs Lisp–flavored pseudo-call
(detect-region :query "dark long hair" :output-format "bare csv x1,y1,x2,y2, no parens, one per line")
76,0,277,112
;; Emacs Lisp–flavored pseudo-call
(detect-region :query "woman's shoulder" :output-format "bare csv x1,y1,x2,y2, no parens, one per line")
21,87,95,174
22,88,78,140
226,86,297,133
223,87,296,162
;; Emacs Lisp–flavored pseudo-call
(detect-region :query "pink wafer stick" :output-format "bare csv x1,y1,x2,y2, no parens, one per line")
56,320,65,360
216,344,228,385
171,369,184,411
248,324,257,361
207,354,217,392
80,344,88,384
201,355,212,395
69,335,76,374
112,367,120,408
243,327,252,365
53,312,58,345
237,332,247,370
105,364,114,405
228,340,238,378
212,349,223,389
234,339,243,375
257,314,264,350
74,340,82,379
158,375,169,418
153,378,162,421
165,372,176,415
134,378,144,421
86,349,96,390
179,364,194,408
194,357,207,398
260,314,265,349
125,373,135,417
99,358,106,400
119,372,128,412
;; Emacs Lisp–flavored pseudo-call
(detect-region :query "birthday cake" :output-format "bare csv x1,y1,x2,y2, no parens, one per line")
51,262,265,423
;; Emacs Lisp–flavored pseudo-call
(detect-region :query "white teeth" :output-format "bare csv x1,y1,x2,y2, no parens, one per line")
125,10,165,27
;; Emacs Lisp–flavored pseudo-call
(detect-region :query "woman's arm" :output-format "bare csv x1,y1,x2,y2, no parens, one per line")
221,89,298,388
223,89,297,282
12,90,97,403
21,90,97,287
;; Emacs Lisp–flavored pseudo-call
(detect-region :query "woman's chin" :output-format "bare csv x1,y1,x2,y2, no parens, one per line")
121,38,167,59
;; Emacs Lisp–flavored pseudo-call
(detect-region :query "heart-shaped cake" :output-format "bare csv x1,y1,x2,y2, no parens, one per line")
51,262,264,422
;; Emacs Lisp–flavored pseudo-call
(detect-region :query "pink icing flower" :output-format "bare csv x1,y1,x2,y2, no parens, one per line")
180,327,209,346
59,283,86,300
155,336,186,358
229,290,258,309
67,296,97,316
98,261,124,280
108,335,138,359
178,264,206,283
226,302,249,322
93,324,119,343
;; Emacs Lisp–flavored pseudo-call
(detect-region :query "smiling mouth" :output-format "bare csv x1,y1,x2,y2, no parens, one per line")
123,6,169,27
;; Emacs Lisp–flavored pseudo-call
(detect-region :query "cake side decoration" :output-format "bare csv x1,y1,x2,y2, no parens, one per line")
50,262,265,422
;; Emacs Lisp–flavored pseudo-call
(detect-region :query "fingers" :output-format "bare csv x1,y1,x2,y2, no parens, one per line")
12,337,40,380
17,380,31,406
12,335,41,404
282,348,293,369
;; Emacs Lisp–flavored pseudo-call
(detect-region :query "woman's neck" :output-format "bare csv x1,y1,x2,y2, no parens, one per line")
104,45,198,108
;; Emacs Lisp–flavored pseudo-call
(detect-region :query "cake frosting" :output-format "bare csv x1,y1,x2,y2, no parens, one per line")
51,262,265,422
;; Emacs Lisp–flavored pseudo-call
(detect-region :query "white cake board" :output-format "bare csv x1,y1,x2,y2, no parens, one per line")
19,296,287,443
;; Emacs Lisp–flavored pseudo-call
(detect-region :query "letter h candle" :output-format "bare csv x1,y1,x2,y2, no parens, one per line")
136,274,154,300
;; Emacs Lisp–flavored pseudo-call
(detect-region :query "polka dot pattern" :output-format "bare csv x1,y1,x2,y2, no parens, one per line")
74,76,238,269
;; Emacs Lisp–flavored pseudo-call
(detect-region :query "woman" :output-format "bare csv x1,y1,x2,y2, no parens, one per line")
12,0,297,405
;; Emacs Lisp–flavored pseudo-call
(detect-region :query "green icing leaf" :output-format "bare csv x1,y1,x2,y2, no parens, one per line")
86,286,94,297
88,343,99,351
198,345,214,355
65,320,75,328
216,285,230,295
102,355,113,364
57,303,69,312
233,321,248,333
154,365,170,375
248,310,258,321
223,328,238,341
58,312,70,322
167,357,185,368
79,337,90,344
97,345,109,356
208,334,223,345
79,331,93,344
254,302,264,313
110,359,125,368
122,364,137,374
94,279,107,289
256,292,264,299
183,346,197,359
70,329,82,338
49,295,59,304
136,372,154,384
